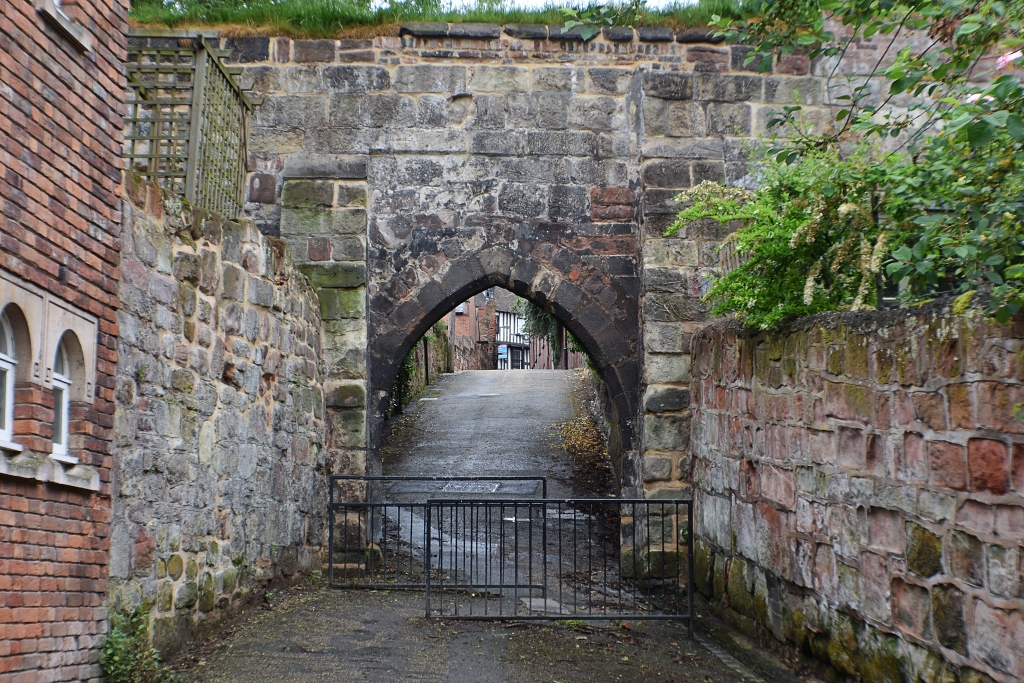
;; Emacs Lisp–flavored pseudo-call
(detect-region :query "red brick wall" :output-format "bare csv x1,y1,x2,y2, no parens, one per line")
690,307,1024,682
1,1,128,681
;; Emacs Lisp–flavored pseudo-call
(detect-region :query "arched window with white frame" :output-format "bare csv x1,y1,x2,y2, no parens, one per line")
51,337,74,463
0,311,15,445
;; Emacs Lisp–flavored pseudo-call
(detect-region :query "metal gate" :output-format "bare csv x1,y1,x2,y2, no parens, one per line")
328,475,547,589
328,477,693,633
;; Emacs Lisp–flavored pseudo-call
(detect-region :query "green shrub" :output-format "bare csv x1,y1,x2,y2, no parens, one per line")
669,148,888,330
101,609,180,683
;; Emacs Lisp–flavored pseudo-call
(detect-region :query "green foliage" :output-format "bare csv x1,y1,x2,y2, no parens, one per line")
130,0,743,38
386,349,416,418
101,609,180,683
711,0,1024,153
513,298,562,367
669,149,888,330
883,75,1024,321
684,0,1024,327
562,0,747,41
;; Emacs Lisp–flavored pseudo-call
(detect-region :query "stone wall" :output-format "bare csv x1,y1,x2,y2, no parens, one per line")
225,28,840,495
110,180,327,652
691,307,1024,682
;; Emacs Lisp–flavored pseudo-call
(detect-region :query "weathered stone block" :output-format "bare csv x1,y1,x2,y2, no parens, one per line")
394,65,466,93
282,153,368,179
504,24,547,39
948,530,984,587
929,440,967,490
323,66,391,93
326,381,366,408
282,179,333,208
320,287,365,320
399,22,448,37
174,581,198,610
931,584,967,655
470,66,529,93
707,102,751,135
763,76,823,105
448,23,500,38
971,599,1024,678
892,578,930,637
644,414,690,451
300,262,367,289
645,353,691,384
644,385,691,412
696,74,763,101
643,455,673,482
643,293,706,322
968,437,1010,494
644,323,685,353
642,72,693,100
331,408,366,448
221,264,245,302
280,208,366,236
906,522,943,578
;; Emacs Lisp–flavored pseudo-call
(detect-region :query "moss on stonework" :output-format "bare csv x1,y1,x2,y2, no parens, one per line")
167,554,184,581
860,630,904,683
713,553,726,600
906,522,943,578
825,612,860,676
694,541,713,596
727,559,756,618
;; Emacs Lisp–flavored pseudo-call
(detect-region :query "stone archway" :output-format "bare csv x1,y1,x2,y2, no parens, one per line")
366,218,643,493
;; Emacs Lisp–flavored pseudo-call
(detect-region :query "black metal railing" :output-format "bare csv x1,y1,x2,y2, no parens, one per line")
327,475,547,589
425,499,693,631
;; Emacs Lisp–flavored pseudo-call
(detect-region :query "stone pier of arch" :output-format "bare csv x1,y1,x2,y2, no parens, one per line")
231,27,833,497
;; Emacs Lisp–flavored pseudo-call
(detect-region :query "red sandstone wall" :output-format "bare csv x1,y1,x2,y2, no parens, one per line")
0,1,128,681
691,307,1024,682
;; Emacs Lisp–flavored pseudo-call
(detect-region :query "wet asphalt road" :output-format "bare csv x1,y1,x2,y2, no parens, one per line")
383,370,578,499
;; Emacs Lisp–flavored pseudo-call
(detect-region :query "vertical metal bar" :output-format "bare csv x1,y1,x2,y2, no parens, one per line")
183,37,208,206
328,478,335,587
587,508,593,616
572,501,578,615
425,503,432,618
626,499,634,618
513,503,519,618
541,499,548,603
500,503,505,616
558,502,563,615
688,500,695,639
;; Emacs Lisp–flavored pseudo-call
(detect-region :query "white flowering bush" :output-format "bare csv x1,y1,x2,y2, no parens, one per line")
667,150,888,330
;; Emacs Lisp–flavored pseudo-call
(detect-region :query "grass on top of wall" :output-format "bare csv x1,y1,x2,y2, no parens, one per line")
129,0,747,39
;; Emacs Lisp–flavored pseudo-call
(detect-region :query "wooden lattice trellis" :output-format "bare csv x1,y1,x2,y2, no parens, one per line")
124,32,254,219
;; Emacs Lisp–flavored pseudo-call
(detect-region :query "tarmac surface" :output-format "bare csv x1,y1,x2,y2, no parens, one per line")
171,370,815,683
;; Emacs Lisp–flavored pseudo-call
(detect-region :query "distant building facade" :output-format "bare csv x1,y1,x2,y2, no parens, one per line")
444,288,584,371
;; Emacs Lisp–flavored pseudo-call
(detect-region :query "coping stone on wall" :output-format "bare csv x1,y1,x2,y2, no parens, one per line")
677,28,725,43
504,24,548,39
637,27,675,42
399,22,449,37
448,23,501,38
603,27,635,42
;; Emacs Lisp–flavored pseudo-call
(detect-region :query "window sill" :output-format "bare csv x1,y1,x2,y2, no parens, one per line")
0,451,100,491
0,440,24,454
35,0,92,53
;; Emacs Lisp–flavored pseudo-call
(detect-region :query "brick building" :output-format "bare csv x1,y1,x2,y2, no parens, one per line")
1,2,128,681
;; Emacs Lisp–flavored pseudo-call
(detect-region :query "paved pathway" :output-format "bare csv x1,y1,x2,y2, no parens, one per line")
171,370,815,683
384,370,578,498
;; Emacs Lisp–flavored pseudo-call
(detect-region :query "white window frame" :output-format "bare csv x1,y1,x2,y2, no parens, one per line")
0,313,16,446
50,341,75,464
